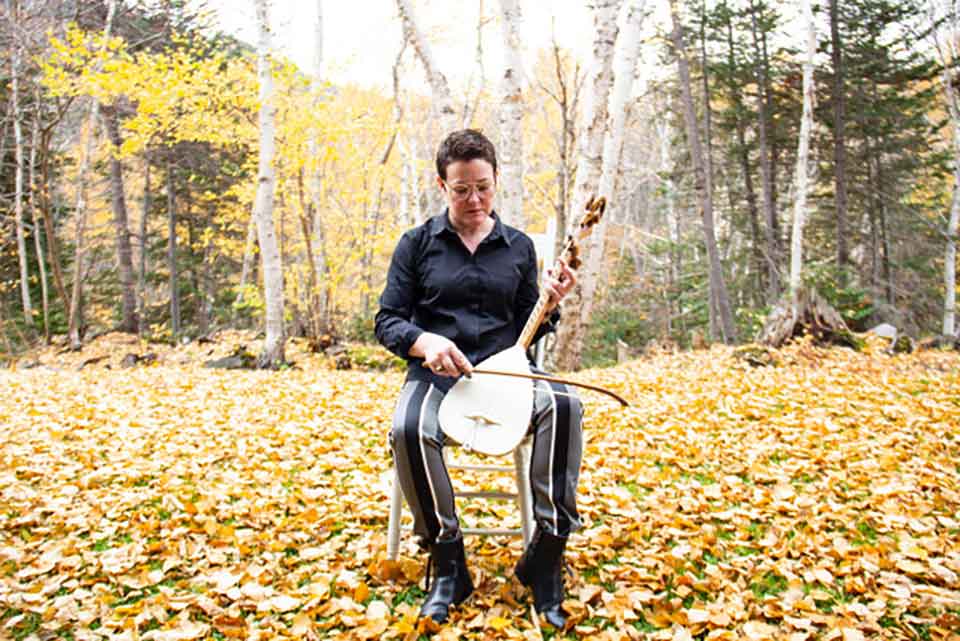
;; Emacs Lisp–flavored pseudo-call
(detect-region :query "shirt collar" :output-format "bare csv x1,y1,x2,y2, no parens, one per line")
432,210,511,247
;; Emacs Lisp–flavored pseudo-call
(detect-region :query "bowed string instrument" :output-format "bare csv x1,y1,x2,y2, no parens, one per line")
438,195,629,457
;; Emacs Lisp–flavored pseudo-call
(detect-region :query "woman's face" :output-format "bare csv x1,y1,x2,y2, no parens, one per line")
438,158,497,231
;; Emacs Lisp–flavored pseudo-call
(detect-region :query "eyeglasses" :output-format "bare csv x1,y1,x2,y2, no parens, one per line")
442,180,495,201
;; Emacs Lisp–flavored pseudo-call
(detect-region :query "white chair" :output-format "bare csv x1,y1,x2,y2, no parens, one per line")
386,435,535,560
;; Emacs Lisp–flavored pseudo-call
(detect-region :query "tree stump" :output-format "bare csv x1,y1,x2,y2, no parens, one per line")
758,287,863,350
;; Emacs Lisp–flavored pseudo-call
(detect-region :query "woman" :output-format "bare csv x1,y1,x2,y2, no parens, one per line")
375,129,583,628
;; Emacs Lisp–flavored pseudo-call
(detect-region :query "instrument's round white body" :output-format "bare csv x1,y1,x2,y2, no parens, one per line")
438,345,533,456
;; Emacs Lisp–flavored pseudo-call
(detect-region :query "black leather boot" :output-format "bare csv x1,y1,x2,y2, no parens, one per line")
420,536,474,624
514,527,569,629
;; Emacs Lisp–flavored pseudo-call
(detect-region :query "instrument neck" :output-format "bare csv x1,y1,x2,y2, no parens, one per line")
517,231,580,350
516,290,552,350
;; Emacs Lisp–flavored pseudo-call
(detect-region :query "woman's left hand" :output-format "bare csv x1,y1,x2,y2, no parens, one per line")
544,260,577,311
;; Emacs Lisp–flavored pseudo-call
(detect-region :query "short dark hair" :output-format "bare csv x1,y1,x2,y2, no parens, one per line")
435,129,497,180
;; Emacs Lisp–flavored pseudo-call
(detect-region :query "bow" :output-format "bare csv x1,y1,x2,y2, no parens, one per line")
468,369,629,407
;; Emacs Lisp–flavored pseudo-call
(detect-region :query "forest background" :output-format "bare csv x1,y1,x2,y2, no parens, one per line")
2,3,960,641
1,0,959,370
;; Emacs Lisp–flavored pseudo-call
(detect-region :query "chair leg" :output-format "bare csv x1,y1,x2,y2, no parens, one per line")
513,439,534,547
389,440,533,556
387,468,403,561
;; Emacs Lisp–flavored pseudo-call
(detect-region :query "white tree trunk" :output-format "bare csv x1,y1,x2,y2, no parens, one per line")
11,28,32,323
580,0,646,331
553,0,623,371
396,0,458,215
599,0,646,205
28,90,49,338
946,180,958,337
946,0,960,338
253,0,285,366
497,0,525,227
68,108,100,346
789,0,817,306
943,71,960,337
310,0,330,333
68,0,117,349
931,0,960,337
396,0,457,136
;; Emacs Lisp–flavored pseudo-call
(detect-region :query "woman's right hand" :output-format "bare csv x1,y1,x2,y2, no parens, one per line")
411,333,473,377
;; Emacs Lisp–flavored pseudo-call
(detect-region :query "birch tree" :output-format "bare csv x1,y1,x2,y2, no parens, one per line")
553,0,623,371
67,0,117,350
253,0,285,366
309,0,331,336
789,0,817,306
577,0,647,351
599,0,647,241
396,0,457,136
497,0,524,227
9,4,32,324
29,89,49,339
396,0,458,215
669,0,737,344
931,0,960,337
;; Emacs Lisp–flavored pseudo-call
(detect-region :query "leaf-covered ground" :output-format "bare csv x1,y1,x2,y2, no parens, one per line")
2,335,959,641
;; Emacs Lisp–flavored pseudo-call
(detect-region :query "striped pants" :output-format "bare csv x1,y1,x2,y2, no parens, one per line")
389,378,583,547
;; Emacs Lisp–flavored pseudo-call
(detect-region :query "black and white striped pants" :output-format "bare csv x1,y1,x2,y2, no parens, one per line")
389,378,583,547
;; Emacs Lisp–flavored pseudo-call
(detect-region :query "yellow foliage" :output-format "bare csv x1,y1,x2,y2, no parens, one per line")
39,24,411,327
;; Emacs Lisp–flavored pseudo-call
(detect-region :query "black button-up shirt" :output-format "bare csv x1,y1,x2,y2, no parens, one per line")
375,211,560,392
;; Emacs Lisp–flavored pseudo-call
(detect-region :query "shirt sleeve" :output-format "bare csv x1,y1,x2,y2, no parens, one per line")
375,231,425,359
515,238,561,345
